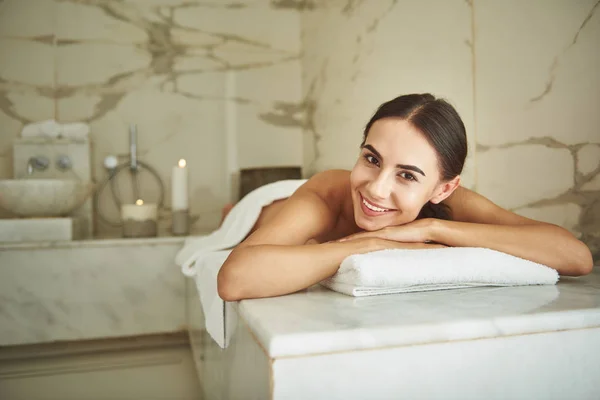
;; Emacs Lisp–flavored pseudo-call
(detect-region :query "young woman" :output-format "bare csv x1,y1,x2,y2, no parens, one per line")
217,94,593,301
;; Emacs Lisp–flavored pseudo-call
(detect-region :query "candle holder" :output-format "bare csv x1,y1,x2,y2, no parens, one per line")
121,201,158,238
172,209,189,236
123,218,157,238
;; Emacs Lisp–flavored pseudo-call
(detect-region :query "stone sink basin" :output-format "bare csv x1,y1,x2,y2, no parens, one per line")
0,179,94,217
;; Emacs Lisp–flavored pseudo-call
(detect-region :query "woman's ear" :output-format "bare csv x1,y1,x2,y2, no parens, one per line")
430,175,461,204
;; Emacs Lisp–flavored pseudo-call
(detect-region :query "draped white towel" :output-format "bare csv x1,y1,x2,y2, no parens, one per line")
175,179,308,348
321,247,559,297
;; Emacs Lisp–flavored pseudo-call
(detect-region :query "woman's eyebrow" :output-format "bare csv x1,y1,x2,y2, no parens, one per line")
361,144,426,177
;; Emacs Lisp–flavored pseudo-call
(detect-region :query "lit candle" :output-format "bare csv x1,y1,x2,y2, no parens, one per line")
172,158,188,211
121,199,158,238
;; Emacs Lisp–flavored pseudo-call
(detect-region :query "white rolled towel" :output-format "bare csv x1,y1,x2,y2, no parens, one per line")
21,120,62,138
321,247,559,297
21,119,90,139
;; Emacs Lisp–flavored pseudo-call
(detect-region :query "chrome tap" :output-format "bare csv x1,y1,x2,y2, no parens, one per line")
27,155,50,175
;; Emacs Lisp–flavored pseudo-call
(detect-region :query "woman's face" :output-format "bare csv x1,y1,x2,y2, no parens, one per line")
350,117,451,231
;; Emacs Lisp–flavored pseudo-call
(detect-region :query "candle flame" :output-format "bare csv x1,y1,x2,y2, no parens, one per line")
136,199,144,205
178,159,186,168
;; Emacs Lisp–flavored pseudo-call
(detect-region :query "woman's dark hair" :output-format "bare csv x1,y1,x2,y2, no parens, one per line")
361,93,467,220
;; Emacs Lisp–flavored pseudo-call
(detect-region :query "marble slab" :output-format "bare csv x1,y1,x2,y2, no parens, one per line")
235,268,600,358
271,326,600,400
0,237,187,346
0,218,76,243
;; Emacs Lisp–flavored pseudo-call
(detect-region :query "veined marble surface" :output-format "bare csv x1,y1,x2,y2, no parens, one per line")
236,267,600,358
0,234,185,250
0,238,187,346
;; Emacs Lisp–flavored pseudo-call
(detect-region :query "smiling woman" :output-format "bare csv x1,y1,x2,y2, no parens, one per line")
217,94,594,301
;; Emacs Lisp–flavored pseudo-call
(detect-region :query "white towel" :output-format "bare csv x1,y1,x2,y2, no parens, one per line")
176,179,307,347
21,119,90,139
191,250,236,348
321,247,559,297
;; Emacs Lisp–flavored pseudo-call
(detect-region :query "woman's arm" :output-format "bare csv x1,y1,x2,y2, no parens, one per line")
437,187,594,276
219,239,444,301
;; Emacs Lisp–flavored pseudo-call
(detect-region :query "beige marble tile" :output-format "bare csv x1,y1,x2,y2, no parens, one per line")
236,59,301,100
56,43,151,86
125,0,203,5
581,174,600,191
56,94,103,122
173,55,223,72
0,0,55,38
577,144,600,175
176,70,228,98
516,203,583,237
0,39,55,86
5,91,55,122
235,60,303,168
237,103,303,169
213,41,297,67
477,145,573,210
171,28,223,47
475,0,600,146
55,1,147,43
173,3,301,52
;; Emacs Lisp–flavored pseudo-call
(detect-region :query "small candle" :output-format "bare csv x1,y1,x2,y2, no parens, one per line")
121,199,158,238
172,158,188,211
121,199,158,221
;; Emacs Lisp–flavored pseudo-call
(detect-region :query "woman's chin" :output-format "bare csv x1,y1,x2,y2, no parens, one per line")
355,216,386,232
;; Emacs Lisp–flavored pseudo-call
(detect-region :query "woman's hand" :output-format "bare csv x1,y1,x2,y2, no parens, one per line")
338,218,440,244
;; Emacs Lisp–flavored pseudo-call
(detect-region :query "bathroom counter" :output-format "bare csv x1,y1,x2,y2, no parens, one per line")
0,235,193,346
237,267,600,357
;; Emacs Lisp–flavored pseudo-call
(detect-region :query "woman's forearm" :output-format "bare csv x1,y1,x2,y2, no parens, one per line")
430,220,594,276
218,240,380,301
218,239,444,301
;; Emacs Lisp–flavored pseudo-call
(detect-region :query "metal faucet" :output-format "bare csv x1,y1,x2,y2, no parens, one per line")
129,124,138,171
27,156,50,175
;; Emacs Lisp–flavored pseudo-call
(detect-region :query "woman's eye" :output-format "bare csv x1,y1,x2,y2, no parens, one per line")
364,154,379,166
399,171,416,182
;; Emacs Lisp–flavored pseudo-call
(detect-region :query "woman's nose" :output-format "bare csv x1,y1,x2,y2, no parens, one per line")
366,172,392,200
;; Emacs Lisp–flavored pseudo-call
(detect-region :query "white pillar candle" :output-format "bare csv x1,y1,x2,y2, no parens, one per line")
172,158,188,211
121,199,158,221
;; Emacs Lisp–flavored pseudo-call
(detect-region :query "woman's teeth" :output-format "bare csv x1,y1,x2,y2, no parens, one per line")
362,198,390,212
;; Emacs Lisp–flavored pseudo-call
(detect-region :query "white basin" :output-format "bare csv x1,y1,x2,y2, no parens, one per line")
0,179,94,217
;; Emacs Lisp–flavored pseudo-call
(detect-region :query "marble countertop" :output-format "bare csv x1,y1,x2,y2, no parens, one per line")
236,267,600,358
0,235,186,250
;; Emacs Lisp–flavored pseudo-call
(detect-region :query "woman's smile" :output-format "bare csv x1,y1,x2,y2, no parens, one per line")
359,193,396,216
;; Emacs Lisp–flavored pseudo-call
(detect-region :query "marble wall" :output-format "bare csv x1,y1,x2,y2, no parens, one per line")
1,0,598,258
0,0,303,235
300,0,600,259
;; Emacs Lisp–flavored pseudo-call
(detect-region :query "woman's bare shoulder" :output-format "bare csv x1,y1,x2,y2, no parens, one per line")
301,169,350,213
304,169,351,199
240,170,350,247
